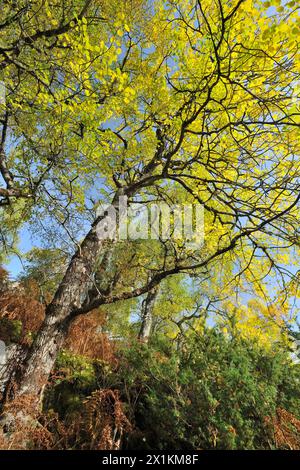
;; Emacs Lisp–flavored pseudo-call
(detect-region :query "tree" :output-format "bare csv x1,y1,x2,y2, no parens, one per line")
1,0,300,425
18,248,67,304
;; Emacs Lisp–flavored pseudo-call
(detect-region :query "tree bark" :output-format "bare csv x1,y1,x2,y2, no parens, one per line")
0,191,121,405
138,286,158,343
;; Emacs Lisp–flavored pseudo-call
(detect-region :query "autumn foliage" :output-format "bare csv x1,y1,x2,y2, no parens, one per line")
1,0,300,452
0,279,45,345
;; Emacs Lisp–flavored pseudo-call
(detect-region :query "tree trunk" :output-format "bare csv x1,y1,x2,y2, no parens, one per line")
13,315,70,399
0,191,121,405
138,286,158,343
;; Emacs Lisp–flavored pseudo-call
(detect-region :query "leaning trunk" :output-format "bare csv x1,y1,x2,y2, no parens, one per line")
0,191,121,406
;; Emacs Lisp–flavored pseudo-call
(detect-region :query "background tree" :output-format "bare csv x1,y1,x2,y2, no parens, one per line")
0,0,300,435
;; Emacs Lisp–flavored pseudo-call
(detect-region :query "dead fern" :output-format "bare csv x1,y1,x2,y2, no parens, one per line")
65,310,117,364
83,389,132,449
